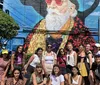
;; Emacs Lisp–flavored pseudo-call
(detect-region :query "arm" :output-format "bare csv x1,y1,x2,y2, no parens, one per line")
24,55,34,70
88,53,93,69
32,73,38,85
48,79,52,85
22,52,26,66
3,60,11,77
74,52,77,66
54,52,57,64
68,74,72,85
1,60,11,84
38,78,47,85
42,60,46,74
78,75,82,85
11,53,15,71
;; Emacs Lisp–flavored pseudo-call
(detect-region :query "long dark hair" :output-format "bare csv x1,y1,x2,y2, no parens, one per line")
52,64,61,76
57,48,65,57
71,66,81,77
12,68,23,80
35,47,43,55
15,45,24,60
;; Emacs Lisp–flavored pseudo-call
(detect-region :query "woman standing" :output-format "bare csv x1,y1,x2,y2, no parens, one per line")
68,66,82,85
5,68,24,85
77,45,88,85
57,48,69,84
11,45,26,71
48,64,65,85
57,48,67,75
31,64,47,85
66,42,77,72
0,49,10,84
42,44,57,75
85,44,94,72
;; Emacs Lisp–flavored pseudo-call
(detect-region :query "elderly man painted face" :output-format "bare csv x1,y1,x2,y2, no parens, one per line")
45,0,77,32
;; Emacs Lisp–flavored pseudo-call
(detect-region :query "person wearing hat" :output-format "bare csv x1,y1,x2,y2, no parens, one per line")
24,0,96,54
95,43,100,55
0,49,11,84
89,54,100,85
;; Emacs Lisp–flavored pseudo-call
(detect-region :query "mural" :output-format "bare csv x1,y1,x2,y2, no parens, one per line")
2,0,100,52
23,0,100,54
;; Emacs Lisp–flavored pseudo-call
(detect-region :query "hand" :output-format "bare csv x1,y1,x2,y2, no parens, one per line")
24,64,28,70
89,70,94,82
24,70,27,74
23,52,26,55
1,75,5,82
11,66,14,71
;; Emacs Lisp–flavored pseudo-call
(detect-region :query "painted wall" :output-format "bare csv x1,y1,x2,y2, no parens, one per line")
3,0,100,51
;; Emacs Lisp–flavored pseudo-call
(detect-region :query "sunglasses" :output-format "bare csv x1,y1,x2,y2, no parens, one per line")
45,0,62,6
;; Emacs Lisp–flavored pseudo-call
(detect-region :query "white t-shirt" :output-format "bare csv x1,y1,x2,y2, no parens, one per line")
50,75,64,85
30,54,40,67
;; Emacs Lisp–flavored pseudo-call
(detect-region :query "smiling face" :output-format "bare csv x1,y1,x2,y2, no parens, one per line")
36,67,42,73
47,45,52,52
14,70,20,79
60,48,65,55
37,49,43,57
86,44,91,51
17,46,23,53
54,66,60,75
72,67,78,75
67,43,73,51
79,45,85,52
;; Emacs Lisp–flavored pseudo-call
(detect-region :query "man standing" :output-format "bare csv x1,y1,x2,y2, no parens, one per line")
24,0,96,54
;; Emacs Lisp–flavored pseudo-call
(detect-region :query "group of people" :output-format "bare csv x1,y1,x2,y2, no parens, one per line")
0,42,100,85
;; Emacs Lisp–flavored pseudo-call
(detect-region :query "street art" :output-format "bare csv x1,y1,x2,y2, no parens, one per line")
23,0,100,54
2,0,99,52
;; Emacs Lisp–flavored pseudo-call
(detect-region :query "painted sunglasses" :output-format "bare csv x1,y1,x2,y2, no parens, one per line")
45,0,63,6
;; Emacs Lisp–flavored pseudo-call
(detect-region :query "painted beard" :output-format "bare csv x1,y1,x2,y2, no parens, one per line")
45,8,70,31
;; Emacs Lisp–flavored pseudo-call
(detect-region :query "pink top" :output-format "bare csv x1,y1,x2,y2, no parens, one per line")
0,58,9,81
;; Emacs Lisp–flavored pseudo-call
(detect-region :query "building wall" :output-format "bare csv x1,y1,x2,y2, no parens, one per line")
2,0,100,51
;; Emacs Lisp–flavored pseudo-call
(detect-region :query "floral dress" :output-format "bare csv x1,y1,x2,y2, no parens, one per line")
5,78,24,85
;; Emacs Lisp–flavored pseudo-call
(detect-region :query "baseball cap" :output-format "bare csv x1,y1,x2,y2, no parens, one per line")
95,43,100,48
95,53,100,58
2,49,8,54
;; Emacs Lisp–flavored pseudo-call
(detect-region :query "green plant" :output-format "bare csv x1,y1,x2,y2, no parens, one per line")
0,9,19,40
25,53,33,63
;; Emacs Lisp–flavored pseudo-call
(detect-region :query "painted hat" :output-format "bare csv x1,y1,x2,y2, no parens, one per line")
70,0,79,10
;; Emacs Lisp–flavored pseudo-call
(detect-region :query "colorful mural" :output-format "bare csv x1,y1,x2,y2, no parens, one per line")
24,0,100,54
2,0,100,52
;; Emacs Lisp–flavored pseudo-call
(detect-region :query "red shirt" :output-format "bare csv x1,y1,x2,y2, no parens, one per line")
57,55,67,68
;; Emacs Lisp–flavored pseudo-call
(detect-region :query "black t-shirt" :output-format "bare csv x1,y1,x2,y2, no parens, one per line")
91,62,100,80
